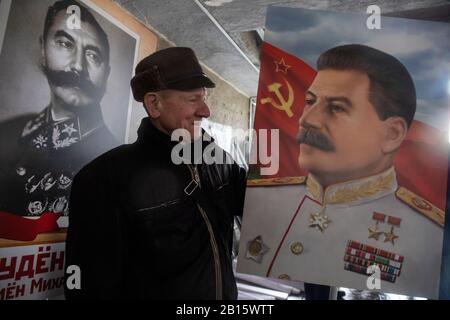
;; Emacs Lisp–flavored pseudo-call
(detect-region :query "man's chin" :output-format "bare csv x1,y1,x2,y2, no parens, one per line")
62,95,97,109
298,153,312,171
186,124,203,141
191,130,203,141
298,147,327,172
299,143,316,155
55,88,98,108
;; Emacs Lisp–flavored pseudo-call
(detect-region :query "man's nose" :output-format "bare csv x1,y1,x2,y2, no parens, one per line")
70,47,86,74
196,101,211,119
299,101,324,130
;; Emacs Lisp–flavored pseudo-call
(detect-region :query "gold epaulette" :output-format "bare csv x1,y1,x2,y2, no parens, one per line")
247,176,306,187
396,187,444,227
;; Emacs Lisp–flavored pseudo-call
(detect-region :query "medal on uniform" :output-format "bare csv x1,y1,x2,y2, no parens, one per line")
246,235,269,263
368,212,385,240
343,240,404,283
384,216,401,245
308,207,331,233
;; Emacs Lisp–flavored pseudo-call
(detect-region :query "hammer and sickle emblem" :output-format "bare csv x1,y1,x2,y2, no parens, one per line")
260,78,294,117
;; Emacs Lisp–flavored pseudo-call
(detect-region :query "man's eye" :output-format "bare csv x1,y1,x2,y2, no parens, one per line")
55,39,74,49
305,99,315,106
86,51,101,64
329,104,345,113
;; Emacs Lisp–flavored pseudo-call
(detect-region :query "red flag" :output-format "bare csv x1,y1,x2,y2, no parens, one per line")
395,121,449,210
252,41,316,177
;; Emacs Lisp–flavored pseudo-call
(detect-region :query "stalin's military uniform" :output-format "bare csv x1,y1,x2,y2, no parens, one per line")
237,167,445,298
0,106,118,219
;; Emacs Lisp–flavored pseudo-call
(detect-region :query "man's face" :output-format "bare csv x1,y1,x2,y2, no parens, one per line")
156,88,211,139
42,10,110,109
297,69,389,182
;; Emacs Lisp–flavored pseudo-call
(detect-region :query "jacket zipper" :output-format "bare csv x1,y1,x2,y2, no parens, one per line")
187,164,223,300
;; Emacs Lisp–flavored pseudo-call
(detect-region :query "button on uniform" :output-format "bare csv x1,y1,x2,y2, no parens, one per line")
290,241,304,255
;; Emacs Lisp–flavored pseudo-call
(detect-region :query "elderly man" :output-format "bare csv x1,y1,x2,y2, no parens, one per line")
237,44,444,299
0,0,117,219
65,47,247,299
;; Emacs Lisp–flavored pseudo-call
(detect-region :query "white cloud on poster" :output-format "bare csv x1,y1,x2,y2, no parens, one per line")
416,98,450,131
366,33,434,56
415,59,450,81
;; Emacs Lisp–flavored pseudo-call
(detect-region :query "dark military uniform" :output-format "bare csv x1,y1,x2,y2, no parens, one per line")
0,106,118,222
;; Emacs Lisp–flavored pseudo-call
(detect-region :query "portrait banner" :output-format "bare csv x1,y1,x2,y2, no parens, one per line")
0,0,156,300
238,6,450,299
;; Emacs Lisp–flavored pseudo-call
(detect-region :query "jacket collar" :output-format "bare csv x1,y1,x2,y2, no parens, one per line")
136,118,215,164
306,166,397,207
136,117,177,149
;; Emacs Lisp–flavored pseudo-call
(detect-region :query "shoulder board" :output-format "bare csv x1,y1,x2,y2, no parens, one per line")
396,187,444,227
247,176,306,187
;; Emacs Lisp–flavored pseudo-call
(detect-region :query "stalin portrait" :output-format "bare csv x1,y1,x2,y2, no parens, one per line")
237,44,446,298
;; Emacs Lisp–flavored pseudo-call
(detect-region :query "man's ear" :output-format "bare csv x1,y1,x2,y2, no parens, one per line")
105,64,111,81
143,92,162,119
381,116,408,153
100,64,111,93
39,36,46,69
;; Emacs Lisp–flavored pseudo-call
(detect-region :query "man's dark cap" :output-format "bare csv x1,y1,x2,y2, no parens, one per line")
130,47,215,102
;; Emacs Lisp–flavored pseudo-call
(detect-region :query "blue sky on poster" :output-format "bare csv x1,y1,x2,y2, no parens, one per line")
264,6,450,131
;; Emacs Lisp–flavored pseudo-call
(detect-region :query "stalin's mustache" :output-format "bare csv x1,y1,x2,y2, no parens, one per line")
296,127,336,152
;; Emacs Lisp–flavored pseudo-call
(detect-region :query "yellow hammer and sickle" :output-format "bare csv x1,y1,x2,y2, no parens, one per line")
260,78,294,118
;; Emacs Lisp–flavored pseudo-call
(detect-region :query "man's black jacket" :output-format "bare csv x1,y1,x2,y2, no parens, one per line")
65,118,247,299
